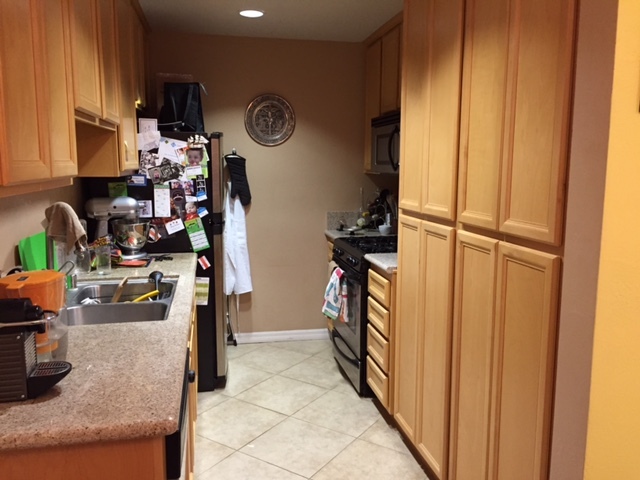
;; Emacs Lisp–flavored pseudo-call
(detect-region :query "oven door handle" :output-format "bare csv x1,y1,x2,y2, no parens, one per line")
388,125,400,171
331,329,359,368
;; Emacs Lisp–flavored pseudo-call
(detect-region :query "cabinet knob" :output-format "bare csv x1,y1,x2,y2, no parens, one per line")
188,370,196,383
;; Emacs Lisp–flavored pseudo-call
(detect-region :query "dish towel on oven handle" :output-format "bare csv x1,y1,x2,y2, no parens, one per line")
322,267,349,322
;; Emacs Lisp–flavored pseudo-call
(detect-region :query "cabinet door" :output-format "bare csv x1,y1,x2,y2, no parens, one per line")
394,214,422,441
133,12,147,108
421,0,464,221
457,0,509,231
380,25,401,114
364,40,381,172
116,0,139,171
398,0,428,213
499,0,575,245
97,0,120,124
449,231,498,480
416,222,455,479
0,0,50,184
44,0,77,178
70,0,102,118
488,243,560,479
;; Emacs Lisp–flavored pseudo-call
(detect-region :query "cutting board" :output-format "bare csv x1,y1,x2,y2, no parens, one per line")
18,231,48,271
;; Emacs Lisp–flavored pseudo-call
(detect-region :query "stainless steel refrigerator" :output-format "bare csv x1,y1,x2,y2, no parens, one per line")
82,132,228,390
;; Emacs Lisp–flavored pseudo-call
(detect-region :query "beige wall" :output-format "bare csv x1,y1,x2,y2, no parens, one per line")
584,0,640,477
0,183,83,274
549,0,617,477
148,33,393,334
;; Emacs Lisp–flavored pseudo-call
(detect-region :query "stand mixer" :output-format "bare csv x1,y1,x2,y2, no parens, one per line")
85,197,153,260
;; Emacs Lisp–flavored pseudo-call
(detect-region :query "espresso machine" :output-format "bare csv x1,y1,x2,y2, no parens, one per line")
0,299,72,402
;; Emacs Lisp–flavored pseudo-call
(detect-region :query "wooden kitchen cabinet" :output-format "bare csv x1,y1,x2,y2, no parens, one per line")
133,11,147,108
395,214,456,477
0,0,77,194
185,301,198,480
448,233,560,479
366,266,396,413
398,0,464,221
364,15,402,172
76,0,143,177
70,0,120,125
457,0,576,245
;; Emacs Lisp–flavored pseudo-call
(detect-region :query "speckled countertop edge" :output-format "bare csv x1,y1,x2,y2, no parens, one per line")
324,229,391,242
0,253,197,451
365,253,398,274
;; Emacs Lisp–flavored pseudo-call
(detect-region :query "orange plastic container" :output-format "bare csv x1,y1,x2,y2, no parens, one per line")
0,270,67,358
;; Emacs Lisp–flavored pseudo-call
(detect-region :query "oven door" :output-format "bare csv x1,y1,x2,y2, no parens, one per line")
331,265,364,358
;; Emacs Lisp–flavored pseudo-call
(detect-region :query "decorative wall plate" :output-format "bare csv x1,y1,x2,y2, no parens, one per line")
244,94,295,146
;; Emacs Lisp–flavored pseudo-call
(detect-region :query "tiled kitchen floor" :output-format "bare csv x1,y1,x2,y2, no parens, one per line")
195,339,430,479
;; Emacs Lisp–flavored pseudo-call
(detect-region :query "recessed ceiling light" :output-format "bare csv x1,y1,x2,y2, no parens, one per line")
239,9,264,18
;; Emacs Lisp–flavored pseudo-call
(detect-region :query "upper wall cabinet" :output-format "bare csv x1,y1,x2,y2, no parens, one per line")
364,14,402,172
0,0,77,193
398,0,464,221
457,0,577,245
70,0,120,126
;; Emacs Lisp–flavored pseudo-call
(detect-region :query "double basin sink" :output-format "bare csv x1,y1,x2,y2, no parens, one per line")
60,278,177,326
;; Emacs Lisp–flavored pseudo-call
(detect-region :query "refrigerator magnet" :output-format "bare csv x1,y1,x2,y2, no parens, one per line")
195,277,210,306
198,255,211,270
165,218,185,235
138,200,153,218
185,217,210,252
154,185,171,217
197,207,209,218
108,182,128,198
127,175,147,187
195,175,208,201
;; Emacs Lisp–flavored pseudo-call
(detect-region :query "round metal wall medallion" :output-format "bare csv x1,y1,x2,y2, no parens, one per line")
245,94,295,146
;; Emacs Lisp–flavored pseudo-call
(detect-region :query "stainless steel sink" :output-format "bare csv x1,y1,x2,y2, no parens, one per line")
60,301,170,326
62,278,177,326
66,279,176,306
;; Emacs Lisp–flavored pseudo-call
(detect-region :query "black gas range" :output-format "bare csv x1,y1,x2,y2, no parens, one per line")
329,234,397,395
332,235,398,274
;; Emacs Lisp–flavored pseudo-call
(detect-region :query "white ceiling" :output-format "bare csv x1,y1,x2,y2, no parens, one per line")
137,0,403,43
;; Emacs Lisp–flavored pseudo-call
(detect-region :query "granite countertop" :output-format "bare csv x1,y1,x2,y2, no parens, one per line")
365,253,398,274
324,229,388,242
0,253,197,451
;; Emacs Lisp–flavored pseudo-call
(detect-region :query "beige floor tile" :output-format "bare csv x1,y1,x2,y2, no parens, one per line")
235,375,328,415
226,342,262,360
216,362,274,397
193,435,234,475
293,389,381,437
233,345,310,373
197,452,306,480
280,354,345,389
197,390,230,414
312,439,429,480
240,417,355,478
332,379,360,397
267,339,331,355
196,398,286,449
359,417,412,454
312,346,336,361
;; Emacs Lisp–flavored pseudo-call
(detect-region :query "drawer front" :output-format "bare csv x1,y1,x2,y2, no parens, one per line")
367,355,389,409
368,269,392,307
367,323,390,372
368,296,391,337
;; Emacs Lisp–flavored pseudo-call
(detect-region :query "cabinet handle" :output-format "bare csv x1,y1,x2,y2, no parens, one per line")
188,370,196,383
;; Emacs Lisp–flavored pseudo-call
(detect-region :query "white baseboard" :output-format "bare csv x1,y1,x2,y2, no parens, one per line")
234,328,330,344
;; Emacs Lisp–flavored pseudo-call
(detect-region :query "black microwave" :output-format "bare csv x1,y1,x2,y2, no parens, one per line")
370,111,400,174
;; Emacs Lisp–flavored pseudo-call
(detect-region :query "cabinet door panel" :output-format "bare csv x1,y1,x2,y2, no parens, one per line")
489,243,560,479
449,231,498,480
394,214,422,441
97,0,120,124
398,0,428,213
380,25,401,114
422,0,464,220
44,0,77,178
70,0,102,117
416,221,455,478
457,0,509,230
499,0,575,244
116,0,138,171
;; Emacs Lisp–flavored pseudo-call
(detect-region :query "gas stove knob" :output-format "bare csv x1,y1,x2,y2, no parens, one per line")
334,248,344,256
347,256,359,267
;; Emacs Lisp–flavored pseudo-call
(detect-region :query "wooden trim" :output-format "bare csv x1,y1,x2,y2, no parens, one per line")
364,11,403,46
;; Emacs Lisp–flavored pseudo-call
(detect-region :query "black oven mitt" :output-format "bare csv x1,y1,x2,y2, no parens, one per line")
224,152,252,206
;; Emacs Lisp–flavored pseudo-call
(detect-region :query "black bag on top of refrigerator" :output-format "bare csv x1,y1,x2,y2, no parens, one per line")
158,82,205,132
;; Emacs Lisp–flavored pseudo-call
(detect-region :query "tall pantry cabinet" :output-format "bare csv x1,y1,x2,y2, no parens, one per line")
394,0,575,478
